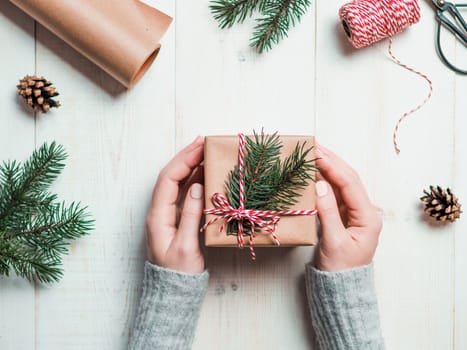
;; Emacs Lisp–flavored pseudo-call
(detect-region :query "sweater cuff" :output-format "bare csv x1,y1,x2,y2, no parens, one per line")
140,262,209,320
129,262,209,350
143,261,209,295
305,263,384,350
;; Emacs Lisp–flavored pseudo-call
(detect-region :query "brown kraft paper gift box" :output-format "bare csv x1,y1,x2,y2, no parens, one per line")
204,135,317,247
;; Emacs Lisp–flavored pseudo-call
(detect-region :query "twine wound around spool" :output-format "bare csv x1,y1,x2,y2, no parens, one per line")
339,0,432,154
339,0,421,49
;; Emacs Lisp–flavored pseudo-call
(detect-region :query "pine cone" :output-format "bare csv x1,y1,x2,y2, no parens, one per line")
420,185,462,222
17,75,60,113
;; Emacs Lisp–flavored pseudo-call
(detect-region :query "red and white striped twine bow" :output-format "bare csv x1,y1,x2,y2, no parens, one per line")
202,133,318,260
339,0,433,154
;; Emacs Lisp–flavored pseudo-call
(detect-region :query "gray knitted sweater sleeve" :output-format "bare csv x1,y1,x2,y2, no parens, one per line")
129,261,209,350
129,261,383,350
305,263,385,350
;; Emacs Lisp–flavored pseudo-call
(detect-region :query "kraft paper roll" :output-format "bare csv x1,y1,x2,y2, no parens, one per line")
9,0,172,88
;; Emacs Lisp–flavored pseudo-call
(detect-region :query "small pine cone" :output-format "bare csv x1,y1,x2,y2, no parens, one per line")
17,75,60,113
421,185,462,222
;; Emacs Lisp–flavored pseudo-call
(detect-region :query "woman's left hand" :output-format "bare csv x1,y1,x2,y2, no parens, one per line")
145,136,205,274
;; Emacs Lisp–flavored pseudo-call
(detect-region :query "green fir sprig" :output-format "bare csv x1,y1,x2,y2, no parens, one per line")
210,0,311,53
0,142,93,283
210,0,265,28
225,131,318,234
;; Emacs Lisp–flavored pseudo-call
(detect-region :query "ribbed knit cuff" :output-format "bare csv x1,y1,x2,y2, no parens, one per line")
305,263,384,350
129,262,209,350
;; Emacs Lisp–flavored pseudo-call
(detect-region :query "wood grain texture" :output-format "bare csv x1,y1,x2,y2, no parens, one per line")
0,0,466,349
31,4,176,349
454,35,467,350
0,2,35,349
174,1,317,349
316,1,457,350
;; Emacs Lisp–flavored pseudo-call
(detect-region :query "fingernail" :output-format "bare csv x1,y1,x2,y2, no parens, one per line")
316,181,328,197
190,183,203,199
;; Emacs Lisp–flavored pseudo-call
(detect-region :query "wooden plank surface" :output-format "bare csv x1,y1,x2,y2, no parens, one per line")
0,0,466,349
30,1,176,348
175,1,317,349
454,34,467,350
0,2,35,349
316,2,461,350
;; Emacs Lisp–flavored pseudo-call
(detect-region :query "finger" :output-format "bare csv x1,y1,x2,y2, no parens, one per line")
178,165,205,212
189,164,204,185
148,137,204,237
316,143,374,217
174,183,204,252
315,180,346,238
319,172,345,213
329,182,343,207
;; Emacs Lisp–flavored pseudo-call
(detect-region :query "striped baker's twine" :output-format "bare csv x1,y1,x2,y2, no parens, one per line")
339,0,421,49
339,0,432,154
388,38,433,154
202,133,317,260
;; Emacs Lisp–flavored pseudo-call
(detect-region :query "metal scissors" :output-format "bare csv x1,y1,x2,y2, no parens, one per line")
432,0,467,74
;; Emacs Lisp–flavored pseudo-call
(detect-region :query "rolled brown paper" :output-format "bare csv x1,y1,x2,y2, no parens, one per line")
204,135,317,247
9,0,172,88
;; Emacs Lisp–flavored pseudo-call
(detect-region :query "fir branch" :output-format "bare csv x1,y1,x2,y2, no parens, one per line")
250,0,311,53
0,160,21,192
0,248,63,283
0,192,58,233
268,141,316,209
210,0,265,28
3,202,92,240
0,142,66,224
0,160,21,224
20,142,66,194
226,131,281,209
225,131,318,234
0,143,93,283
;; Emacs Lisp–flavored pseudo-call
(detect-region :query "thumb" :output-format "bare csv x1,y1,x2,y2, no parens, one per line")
177,183,204,248
316,180,345,237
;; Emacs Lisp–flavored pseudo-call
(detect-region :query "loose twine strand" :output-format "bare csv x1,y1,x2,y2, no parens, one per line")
202,134,318,260
387,38,433,154
339,0,433,154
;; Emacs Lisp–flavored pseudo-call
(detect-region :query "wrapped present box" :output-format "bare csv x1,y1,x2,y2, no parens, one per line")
204,134,318,248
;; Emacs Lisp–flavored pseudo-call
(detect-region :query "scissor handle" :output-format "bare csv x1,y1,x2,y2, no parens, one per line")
435,3,467,74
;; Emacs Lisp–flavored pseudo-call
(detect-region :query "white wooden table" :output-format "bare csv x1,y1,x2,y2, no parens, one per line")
1,1,466,349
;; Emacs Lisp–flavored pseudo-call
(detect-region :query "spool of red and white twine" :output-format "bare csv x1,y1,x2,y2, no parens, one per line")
202,134,318,260
339,0,433,154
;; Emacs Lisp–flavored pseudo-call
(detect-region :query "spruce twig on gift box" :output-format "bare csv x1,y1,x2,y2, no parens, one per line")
0,143,93,283
210,0,311,53
225,131,318,234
